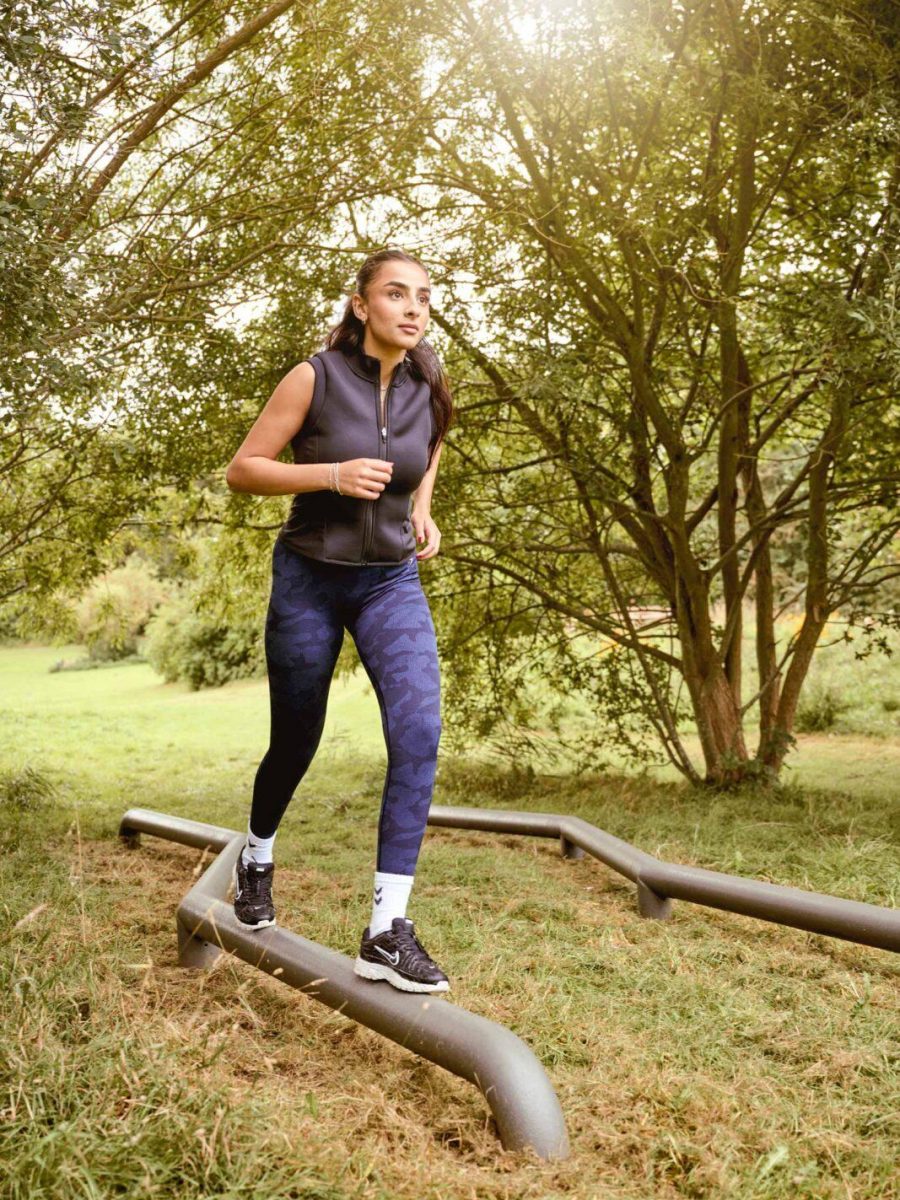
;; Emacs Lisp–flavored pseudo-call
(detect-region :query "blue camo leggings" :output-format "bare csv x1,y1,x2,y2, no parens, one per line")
249,537,442,875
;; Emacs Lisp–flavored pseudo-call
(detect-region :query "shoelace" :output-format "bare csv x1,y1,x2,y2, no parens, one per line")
391,923,432,961
244,863,273,900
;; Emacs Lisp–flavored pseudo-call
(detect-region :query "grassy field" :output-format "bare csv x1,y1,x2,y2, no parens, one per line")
1,642,898,1199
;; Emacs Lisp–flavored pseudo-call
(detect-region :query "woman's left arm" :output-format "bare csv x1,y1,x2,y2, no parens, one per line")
411,439,444,559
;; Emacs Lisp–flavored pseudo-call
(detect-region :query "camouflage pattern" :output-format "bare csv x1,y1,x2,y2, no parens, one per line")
249,538,442,874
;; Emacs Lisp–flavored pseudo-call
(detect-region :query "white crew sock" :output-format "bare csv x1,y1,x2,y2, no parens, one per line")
369,870,414,936
242,823,276,866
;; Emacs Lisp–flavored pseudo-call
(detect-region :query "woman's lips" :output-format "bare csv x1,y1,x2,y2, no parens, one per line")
399,325,418,332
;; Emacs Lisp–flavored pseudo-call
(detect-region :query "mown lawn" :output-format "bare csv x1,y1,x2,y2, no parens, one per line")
1,642,897,1199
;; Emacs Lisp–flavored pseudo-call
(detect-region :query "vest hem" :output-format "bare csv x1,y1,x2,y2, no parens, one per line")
276,531,416,568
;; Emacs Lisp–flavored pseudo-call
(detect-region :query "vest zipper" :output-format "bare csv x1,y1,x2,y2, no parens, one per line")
382,378,391,455
360,364,399,564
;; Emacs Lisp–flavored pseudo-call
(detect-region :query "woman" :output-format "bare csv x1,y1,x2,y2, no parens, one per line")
225,248,453,994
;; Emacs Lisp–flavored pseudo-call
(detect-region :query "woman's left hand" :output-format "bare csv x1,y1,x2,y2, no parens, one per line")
413,510,441,560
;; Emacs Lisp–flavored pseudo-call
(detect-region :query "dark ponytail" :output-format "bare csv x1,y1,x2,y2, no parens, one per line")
321,248,453,470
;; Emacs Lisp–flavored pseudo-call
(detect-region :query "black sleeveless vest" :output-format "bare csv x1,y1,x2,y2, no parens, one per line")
277,345,436,565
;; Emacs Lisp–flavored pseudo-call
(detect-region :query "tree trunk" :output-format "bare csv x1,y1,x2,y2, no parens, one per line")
675,566,749,784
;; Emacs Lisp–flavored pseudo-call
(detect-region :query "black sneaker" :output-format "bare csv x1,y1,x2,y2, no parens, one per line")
233,844,276,929
354,916,450,993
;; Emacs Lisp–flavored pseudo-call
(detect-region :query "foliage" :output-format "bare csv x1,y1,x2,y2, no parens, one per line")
794,681,847,733
412,0,900,783
144,591,265,690
4,0,900,785
49,653,146,674
73,554,169,661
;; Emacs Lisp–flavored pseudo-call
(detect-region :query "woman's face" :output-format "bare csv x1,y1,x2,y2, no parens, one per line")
353,262,431,353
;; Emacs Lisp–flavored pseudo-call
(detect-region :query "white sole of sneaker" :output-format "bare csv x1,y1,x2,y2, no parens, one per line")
353,955,450,993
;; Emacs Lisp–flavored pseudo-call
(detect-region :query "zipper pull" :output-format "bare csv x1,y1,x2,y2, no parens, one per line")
381,425,386,440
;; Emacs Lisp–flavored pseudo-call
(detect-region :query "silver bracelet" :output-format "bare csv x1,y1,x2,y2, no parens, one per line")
330,462,343,495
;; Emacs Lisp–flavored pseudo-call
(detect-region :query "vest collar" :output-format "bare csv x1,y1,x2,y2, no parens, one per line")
344,342,412,385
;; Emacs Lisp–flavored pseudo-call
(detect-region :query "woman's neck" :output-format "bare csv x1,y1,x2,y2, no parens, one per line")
361,333,407,386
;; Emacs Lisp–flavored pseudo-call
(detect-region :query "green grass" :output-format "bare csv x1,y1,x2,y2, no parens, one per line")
1,643,898,1199
734,617,900,741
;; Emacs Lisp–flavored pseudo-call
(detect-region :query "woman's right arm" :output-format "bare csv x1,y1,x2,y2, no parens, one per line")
225,361,331,496
226,361,393,500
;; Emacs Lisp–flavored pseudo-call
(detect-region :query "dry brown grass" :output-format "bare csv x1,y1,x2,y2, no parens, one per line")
57,817,898,1200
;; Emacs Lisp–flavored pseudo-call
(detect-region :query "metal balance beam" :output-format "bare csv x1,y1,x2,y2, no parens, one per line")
426,805,900,954
118,808,570,1161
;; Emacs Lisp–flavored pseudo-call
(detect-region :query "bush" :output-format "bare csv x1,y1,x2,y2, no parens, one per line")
144,592,265,689
795,679,846,732
74,556,169,661
4,589,80,645
49,654,145,673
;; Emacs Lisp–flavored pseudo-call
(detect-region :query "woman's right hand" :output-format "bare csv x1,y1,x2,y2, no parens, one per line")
334,458,393,499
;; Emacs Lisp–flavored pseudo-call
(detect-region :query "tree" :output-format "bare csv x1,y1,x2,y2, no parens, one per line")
1,0,322,608
410,0,900,783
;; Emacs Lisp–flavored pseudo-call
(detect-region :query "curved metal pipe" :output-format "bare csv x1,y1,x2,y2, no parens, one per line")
118,808,570,1161
426,805,900,954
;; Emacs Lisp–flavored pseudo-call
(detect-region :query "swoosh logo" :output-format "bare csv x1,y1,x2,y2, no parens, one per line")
374,945,400,966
